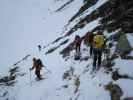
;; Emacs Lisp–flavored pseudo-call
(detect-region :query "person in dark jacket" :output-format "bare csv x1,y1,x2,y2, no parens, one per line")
38,45,41,51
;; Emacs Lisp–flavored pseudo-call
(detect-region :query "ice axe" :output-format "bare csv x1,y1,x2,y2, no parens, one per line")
29,68,32,86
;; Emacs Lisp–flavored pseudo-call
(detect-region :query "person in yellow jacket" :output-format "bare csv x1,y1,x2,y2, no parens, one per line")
92,31,105,70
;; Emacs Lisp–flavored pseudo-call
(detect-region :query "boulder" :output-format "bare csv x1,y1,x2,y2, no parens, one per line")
116,34,132,58
105,82,123,100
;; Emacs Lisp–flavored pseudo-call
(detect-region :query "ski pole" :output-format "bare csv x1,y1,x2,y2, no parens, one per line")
29,69,32,86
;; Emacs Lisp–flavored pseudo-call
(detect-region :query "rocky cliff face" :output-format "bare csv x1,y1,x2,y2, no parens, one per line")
101,0,133,33
56,0,133,57
69,0,133,33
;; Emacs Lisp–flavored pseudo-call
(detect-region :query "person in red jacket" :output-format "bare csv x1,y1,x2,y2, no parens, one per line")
88,32,94,57
74,35,82,57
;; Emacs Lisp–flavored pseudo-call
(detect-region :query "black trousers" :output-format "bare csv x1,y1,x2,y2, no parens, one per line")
93,48,102,69
35,70,41,79
90,44,93,56
76,45,80,54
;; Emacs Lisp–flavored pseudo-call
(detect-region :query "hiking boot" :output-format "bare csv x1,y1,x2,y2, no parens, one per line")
90,67,95,74
36,76,43,80
92,64,96,71
96,65,100,71
90,55,93,58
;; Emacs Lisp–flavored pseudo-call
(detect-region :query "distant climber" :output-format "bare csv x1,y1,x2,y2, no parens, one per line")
92,31,105,70
30,57,44,79
38,45,41,51
74,35,82,60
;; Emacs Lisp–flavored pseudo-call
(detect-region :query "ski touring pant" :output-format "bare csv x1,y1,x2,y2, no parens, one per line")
35,70,41,79
93,48,102,70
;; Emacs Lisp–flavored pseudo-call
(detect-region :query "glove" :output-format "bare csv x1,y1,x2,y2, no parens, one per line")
29,68,32,71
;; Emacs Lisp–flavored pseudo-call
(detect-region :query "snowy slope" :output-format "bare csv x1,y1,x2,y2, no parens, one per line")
0,0,133,100
0,0,82,74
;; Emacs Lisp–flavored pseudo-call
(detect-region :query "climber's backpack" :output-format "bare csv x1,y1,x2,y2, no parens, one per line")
93,34,105,49
36,59,44,67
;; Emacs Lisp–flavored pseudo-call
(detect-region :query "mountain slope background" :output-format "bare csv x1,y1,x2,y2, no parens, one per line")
0,0,133,100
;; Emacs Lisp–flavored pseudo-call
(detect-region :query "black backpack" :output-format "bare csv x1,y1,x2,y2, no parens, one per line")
36,59,44,67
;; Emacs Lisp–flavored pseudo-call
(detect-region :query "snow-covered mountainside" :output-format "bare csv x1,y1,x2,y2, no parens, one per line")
0,0,133,100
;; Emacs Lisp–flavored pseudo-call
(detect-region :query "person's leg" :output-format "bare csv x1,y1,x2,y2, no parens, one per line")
76,45,78,53
36,70,41,79
93,49,97,70
78,45,80,55
76,45,80,57
90,44,93,56
98,49,102,68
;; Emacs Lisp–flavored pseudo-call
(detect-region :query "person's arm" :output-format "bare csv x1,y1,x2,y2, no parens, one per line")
32,63,36,69
30,63,35,70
